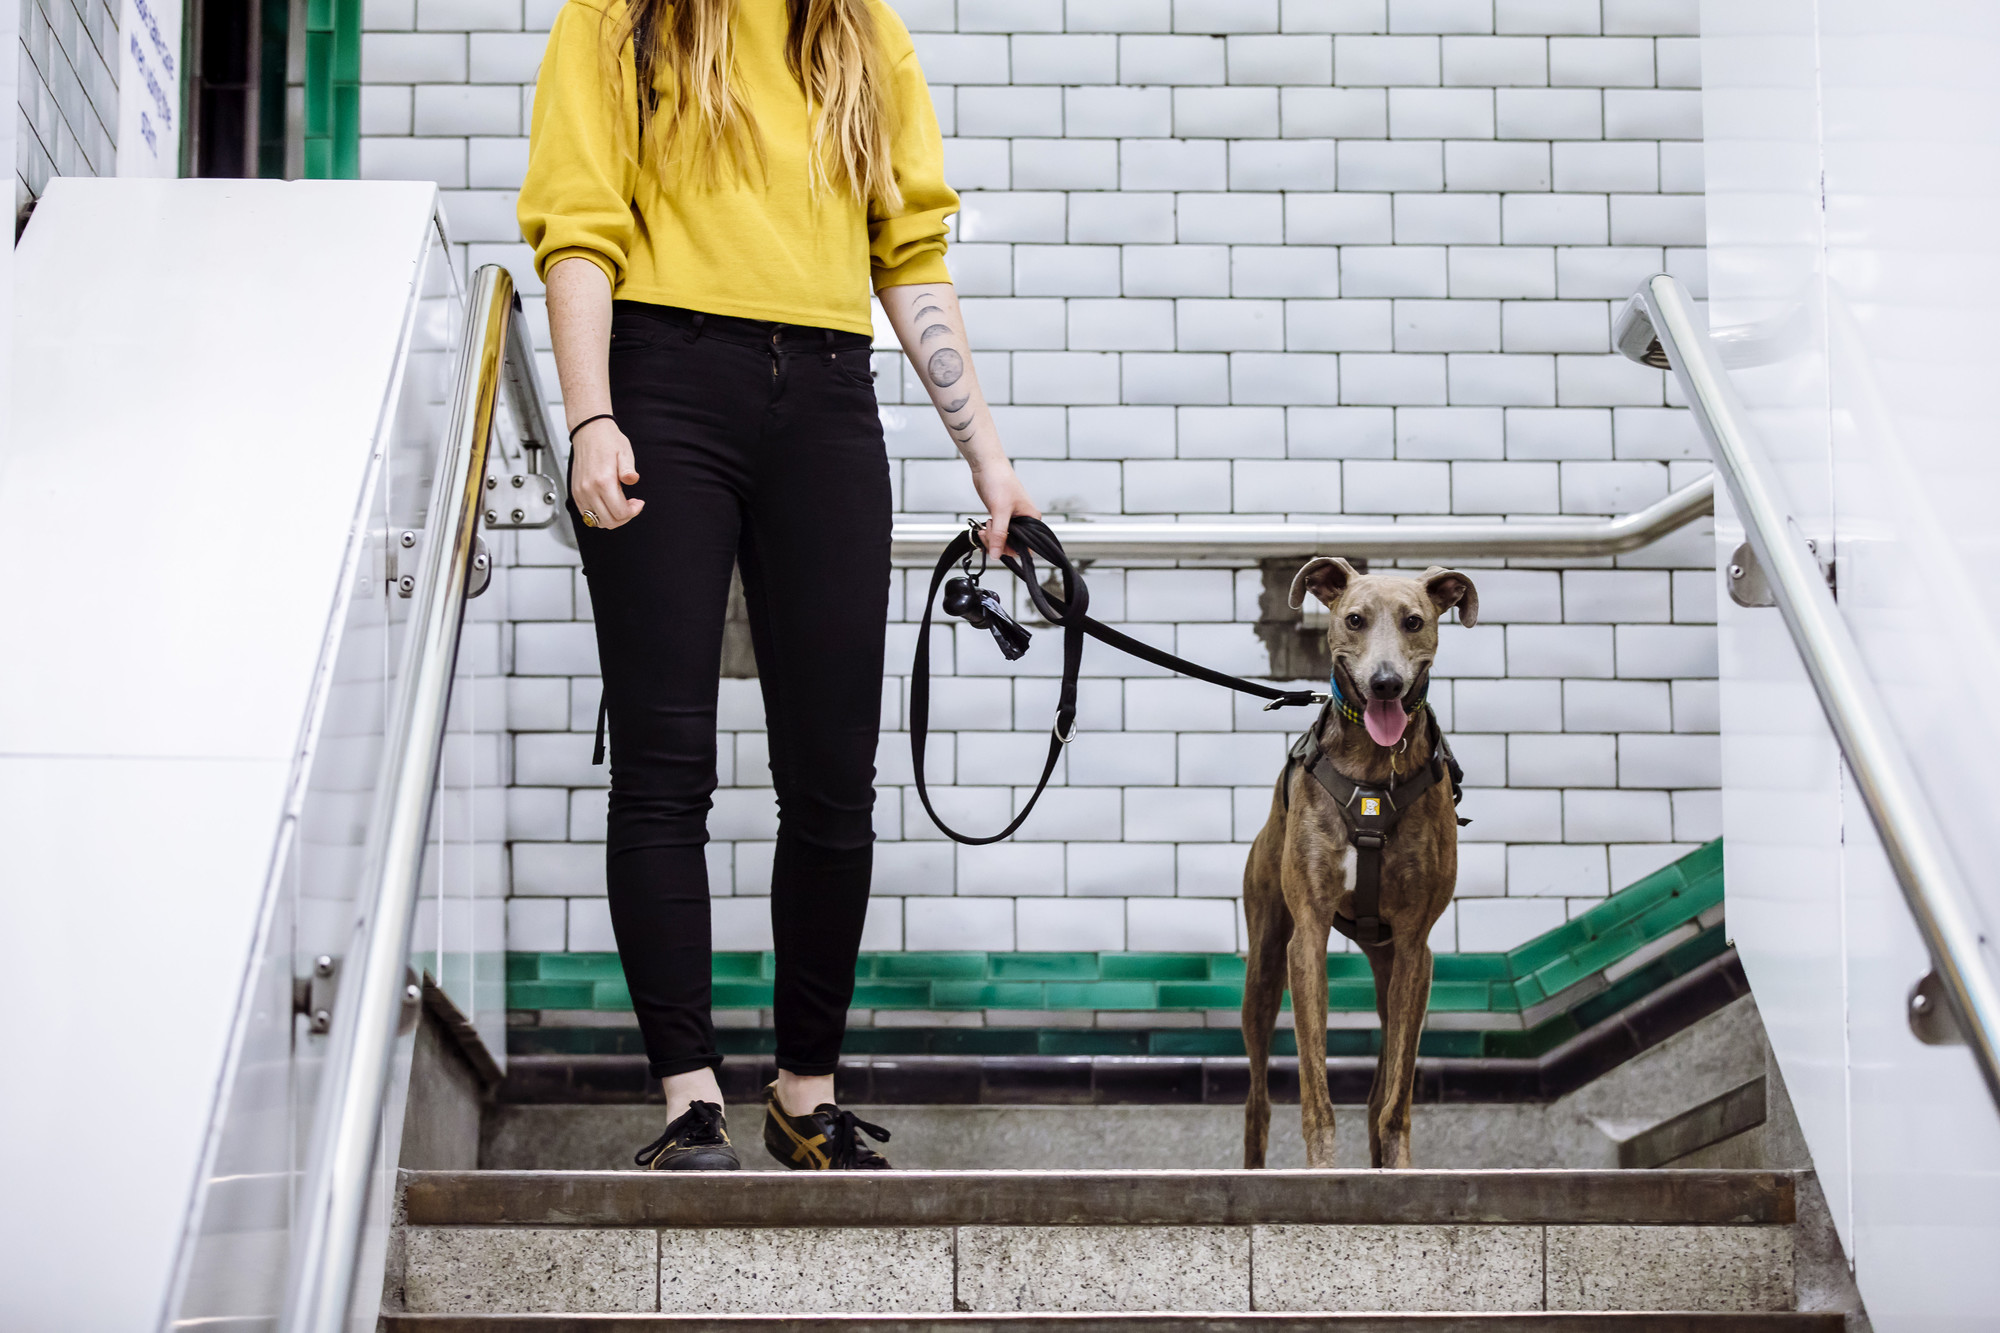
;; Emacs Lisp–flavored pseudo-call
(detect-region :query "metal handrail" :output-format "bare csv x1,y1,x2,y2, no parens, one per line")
280,264,515,1331
1617,272,2000,1110
890,474,1713,565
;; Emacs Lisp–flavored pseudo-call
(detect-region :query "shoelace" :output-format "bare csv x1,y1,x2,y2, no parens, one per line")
821,1106,891,1169
635,1099,726,1167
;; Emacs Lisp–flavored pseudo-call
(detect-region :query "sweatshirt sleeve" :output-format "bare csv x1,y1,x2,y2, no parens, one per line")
868,17,958,291
518,0,641,290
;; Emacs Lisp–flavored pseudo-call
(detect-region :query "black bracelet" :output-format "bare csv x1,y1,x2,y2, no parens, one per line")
569,412,616,443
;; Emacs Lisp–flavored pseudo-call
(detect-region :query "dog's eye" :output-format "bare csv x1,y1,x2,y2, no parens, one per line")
1403,614,1424,632
1344,613,1364,630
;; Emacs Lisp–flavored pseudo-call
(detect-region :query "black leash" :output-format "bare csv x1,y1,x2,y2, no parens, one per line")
912,516,1321,845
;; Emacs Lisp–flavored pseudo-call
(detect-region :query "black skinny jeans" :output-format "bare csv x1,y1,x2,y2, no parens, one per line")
573,300,891,1079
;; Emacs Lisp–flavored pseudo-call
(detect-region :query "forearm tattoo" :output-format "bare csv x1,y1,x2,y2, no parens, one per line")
908,290,977,446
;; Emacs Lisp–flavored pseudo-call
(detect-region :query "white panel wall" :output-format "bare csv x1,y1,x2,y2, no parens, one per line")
358,0,1723,964
1701,0,2000,1326
16,0,117,209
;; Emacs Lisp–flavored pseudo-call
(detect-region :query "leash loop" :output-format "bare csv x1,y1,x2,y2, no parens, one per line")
911,515,1317,844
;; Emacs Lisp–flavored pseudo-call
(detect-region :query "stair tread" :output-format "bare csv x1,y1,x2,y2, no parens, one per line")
403,1168,1796,1229
381,1313,1845,1331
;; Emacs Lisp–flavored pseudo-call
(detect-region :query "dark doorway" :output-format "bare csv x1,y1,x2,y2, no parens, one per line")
188,0,290,177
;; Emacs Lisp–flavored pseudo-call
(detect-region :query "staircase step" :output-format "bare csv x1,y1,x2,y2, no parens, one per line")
381,1315,1845,1331
403,1169,1795,1229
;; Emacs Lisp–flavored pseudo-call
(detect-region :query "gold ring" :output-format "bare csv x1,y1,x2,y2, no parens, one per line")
580,509,599,528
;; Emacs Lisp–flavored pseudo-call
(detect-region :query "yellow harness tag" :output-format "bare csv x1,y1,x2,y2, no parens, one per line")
1361,797,1381,816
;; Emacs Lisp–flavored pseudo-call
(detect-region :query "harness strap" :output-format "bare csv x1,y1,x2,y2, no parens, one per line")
1287,706,1464,947
911,517,1319,845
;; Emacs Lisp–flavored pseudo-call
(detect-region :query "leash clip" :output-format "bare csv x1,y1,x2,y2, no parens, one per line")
1054,716,1079,745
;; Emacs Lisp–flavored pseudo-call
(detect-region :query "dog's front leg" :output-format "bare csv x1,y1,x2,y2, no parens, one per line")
1374,940,1434,1168
1286,911,1337,1168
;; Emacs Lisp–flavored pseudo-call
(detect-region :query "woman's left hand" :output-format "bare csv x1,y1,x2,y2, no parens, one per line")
970,462,1042,561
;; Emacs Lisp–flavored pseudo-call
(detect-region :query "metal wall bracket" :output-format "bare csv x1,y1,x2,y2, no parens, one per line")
482,469,560,529
294,955,338,1034
389,527,492,599
389,529,423,598
1909,970,1967,1046
1727,541,1776,607
293,956,422,1037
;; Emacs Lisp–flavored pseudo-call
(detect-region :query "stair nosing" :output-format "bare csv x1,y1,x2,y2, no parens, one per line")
400,1168,1797,1229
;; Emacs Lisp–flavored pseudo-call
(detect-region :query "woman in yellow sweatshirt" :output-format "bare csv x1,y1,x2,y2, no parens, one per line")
518,0,1037,1172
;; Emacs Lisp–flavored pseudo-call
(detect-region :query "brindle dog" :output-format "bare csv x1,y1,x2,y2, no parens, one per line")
1241,558,1478,1169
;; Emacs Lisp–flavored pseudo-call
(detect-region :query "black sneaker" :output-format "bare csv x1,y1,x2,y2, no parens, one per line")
761,1081,893,1170
634,1100,741,1171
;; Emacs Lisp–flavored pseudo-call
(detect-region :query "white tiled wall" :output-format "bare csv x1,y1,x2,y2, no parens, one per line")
363,0,1719,961
16,0,118,211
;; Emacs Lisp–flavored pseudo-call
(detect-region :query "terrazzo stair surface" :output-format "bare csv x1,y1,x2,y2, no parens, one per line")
381,1316,1847,1331
389,1169,1815,1321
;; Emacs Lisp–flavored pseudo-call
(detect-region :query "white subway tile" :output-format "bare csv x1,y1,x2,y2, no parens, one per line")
1016,459,1126,511
1496,87,1602,139
1178,191,1285,243
1122,34,1226,83
1560,459,1667,514
1448,352,1555,405
1338,139,1445,191
1178,299,1286,350
1455,786,1564,840
567,898,617,950
1067,85,1174,137
1443,141,1551,191
1124,352,1234,403
960,191,1068,242
1604,88,1700,140
946,138,1014,191
1291,406,1397,457
1507,842,1608,896
1395,193,1500,244
1342,245,1448,296
1548,36,1654,88
1233,351,1345,405
1614,624,1716,679
1609,842,1698,886
1128,896,1239,948
364,32,466,82
1128,569,1238,621
1235,458,1343,510
511,841,602,896
1448,246,1556,298
1069,405,1179,458
1070,0,1174,32
1602,0,1698,37
1672,569,1716,625
1177,843,1254,897
1227,33,1333,83
1068,842,1177,896
1176,0,1280,33
1234,245,1342,296
1565,679,1671,732
1455,678,1562,730
1388,86,1494,138
1495,0,1599,35
1128,246,1232,296
1179,732,1289,783
1229,139,1339,190
1174,86,1282,137
1280,86,1389,137
960,841,1066,894
414,84,519,135
1457,896,1565,949
1014,33,1118,82
1124,786,1235,840
1505,624,1614,677
1398,404,1503,458
1442,35,1546,86
1390,0,1491,34
1070,190,1176,241
1282,0,1389,33
1015,244,1123,296
1335,33,1440,84
1619,733,1718,788
1673,789,1721,842
1286,192,1394,243
1121,138,1230,190
1609,192,1704,245
1564,569,1670,623
1671,678,1719,734
1565,788,1671,842
1392,297,1499,350
964,0,1064,30
1068,298,1177,350
1455,459,1558,512
1501,299,1608,352
1556,351,1664,406
1013,351,1122,402
1288,299,1395,350
1344,458,1450,512
506,896,566,951
1019,897,1127,948
905,896,1016,950
1127,677,1236,731
1124,459,1234,512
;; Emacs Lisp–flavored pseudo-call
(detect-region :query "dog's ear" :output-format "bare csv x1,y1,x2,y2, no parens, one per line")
1290,557,1360,610
1421,566,1479,627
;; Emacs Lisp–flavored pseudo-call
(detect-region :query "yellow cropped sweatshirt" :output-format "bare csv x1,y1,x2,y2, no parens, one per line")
517,0,956,337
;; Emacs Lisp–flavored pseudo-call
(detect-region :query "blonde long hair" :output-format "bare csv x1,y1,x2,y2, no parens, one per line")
604,0,902,211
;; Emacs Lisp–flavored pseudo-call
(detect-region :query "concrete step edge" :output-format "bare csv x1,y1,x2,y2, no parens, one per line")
379,1313,1845,1332
401,1168,1798,1229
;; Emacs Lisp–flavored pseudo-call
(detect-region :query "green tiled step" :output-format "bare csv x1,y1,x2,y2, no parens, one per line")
507,842,1724,1055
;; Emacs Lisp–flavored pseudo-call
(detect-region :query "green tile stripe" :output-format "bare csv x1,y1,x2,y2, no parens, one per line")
303,0,360,178
508,908,1728,1065
508,840,1723,1024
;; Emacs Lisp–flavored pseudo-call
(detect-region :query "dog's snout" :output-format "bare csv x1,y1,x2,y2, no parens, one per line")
1368,668,1405,700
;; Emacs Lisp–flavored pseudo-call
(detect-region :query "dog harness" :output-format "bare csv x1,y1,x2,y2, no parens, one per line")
1284,682,1468,948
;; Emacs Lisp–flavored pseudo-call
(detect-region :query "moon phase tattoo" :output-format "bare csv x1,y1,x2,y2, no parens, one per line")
919,323,952,344
942,392,969,412
927,347,964,388
913,304,945,321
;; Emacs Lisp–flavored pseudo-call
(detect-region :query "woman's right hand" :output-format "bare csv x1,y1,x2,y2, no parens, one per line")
570,417,644,530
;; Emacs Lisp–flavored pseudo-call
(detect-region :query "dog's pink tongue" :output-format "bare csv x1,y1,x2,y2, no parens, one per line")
1363,699,1409,747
